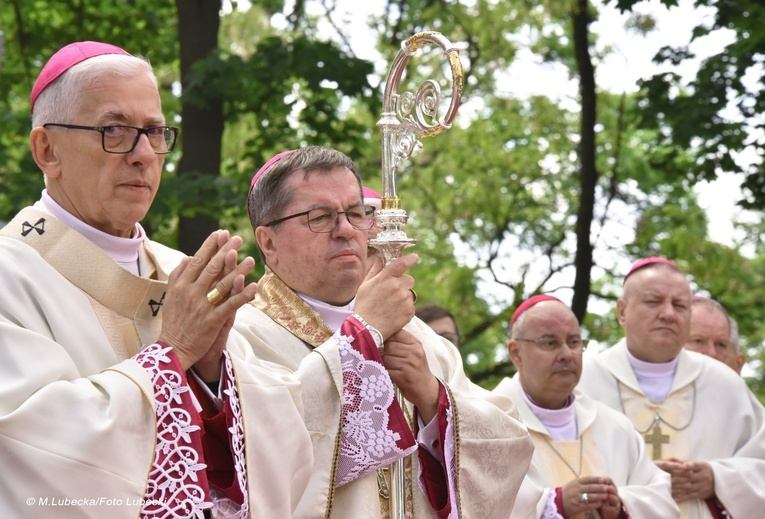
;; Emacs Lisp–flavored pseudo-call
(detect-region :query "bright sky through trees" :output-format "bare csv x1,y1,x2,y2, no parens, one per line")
289,0,759,255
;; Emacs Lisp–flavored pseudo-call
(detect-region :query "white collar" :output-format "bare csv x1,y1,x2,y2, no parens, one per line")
37,190,144,275
298,293,356,332
625,346,678,402
522,389,578,441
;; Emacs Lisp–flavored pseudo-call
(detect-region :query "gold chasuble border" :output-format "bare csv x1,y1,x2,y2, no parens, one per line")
251,267,334,346
445,383,462,519
251,268,341,517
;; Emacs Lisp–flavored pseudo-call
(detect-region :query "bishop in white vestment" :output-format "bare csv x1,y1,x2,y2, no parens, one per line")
498,295,677,519
236,146,535,519
0,202,313,519
497,379,678,519
577,258,765,519
0,41,313,518
579,341,765,519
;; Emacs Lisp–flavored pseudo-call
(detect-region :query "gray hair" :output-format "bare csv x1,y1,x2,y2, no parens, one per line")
248,146,362,236
510,311,528,339
32,53,156,127
691,297,734,348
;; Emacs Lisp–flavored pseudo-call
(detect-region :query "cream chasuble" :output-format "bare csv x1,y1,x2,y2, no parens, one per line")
578,339,765,519
0,207,311,518
496,376,677,519
232,268,534,519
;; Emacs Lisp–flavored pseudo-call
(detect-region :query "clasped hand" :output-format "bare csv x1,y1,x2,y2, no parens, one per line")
562,476,622,519
655,458,715,502
158,230,258,381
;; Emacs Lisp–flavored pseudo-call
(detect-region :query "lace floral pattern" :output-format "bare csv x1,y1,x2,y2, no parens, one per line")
438,389,460,519
209,351,249,519
335,326,417,487
250,272,420,498
134,343,212,518
542,491,564,519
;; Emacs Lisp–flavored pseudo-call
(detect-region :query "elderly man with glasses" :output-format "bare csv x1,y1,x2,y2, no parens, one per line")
495,295,677,519
232,145,534,519
0,41,313,518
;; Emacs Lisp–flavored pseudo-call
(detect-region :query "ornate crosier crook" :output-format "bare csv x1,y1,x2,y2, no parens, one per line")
368,31,464,519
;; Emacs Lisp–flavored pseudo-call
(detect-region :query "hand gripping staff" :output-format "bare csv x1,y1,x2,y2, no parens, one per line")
368,31,464,519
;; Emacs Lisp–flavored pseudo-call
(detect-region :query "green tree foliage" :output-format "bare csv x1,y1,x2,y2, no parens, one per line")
625,0,765,203
606,0,765,396
0,0,178,225
366,0,764,398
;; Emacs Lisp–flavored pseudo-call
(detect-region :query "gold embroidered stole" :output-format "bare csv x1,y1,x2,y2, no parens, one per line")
251,267,416,518
250,267,334,346
0,207,169,361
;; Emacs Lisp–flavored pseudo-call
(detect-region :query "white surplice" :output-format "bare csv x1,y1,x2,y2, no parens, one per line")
578,339,765,519
233,268,535,519
0,207,311,518
496,376,678,519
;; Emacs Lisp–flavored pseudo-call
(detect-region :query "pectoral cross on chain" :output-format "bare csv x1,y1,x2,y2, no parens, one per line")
644,422,670,459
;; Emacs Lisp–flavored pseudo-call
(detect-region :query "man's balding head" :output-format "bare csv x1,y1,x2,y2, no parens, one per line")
508,299,584,409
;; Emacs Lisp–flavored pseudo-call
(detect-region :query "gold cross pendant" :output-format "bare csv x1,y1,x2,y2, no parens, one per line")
644,422,670,459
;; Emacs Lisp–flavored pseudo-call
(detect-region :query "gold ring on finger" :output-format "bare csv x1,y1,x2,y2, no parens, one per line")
207,287,224,305
410,289,417,303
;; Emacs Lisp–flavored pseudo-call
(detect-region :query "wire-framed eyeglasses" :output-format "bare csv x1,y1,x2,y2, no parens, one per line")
43,123,179,154
515,337,589,353
263,205,375,233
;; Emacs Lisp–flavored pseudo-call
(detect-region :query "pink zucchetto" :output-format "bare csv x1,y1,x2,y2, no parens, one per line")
623,257,679,285
362,186,382,211
247,150,297,219
362,186,382,200
510,294,562,328
30,41,131,111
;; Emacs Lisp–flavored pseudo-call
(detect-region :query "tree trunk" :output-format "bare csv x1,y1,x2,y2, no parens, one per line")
571,0,596,322
175,0,223,254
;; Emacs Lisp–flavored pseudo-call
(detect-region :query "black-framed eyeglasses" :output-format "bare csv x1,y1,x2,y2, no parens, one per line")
43,123,179,154
263,205,375,233
515,337,589,353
